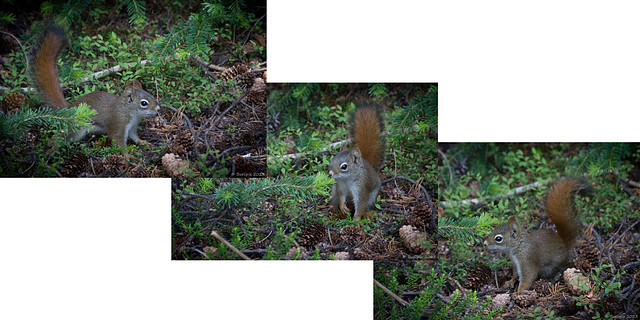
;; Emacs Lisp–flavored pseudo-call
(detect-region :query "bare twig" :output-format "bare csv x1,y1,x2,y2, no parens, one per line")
242,14,266,46
196,56,227,72
440,179,551,207
211,230,251,260
374,279,410,306
8,59,154,93
445,275,465,292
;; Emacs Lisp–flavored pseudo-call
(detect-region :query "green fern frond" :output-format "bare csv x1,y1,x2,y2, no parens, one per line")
394,85,438,135
59,0,91,26
571,143,633,175
125,0,147,26
292,83,319,103
187,13,214,55
155,12,217,61
213,172,333,209
0,103,96,139
0,12,17,25
155,23,188,60
437,212,496,243
39,2,55,15
368,83,388,101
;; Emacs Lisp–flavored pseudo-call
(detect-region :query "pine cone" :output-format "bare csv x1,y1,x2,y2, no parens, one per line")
102,154,126,174
60,152,89,177
398,225,427,254
514,290,537,307
340,225,365,245
166,130,194,156
220,64,253,89
162,153,189,178
530,280,553,296
354,237,401,261
298,222,326,248
1,92,25,113
244,78,266,108
404,200,432,229
576,245,600,273
235,72,255,90
465,264,491,291
127,165,155,178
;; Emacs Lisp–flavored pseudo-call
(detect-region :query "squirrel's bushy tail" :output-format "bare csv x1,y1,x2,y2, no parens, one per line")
31,24,70,109
546,177,592,248
351,103,384,169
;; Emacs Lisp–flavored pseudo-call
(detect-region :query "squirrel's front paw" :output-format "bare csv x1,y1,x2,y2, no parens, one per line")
502,278,515,289
339,202,349,214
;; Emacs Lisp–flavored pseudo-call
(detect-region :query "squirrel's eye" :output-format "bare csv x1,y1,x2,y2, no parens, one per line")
340,163,348,171
494,235,503,243
140,99,149,107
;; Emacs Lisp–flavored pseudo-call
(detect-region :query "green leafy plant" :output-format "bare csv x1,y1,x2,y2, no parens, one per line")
213,173,333,210
155,0,264,62
0,104,95,139
570,143,634,176
41,0,147,27
438,212,498,243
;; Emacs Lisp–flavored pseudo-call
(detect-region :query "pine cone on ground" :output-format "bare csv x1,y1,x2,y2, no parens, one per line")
513,290,537,307
102,154,126,175
398,225,427,254
530,280,553,296
354,237,401,261
244,78,266,108
575,245,600,273
166,130,194,156
162,153,189,178
220,64,253,89
298,222,326,248
1,92,25,113
127,165,155,178
340,225,365,245
465,264,491,291
60,152,89,177
404,200,432,229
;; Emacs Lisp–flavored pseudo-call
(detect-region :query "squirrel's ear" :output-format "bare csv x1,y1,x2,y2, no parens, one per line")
124,87,136,102
507,216,517,223
509,220,520,237
127,80,143,89
351,148,362,163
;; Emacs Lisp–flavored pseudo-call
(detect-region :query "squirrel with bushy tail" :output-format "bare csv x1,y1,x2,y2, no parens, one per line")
30,23,160,153
484,177,592,293
328,103,385,220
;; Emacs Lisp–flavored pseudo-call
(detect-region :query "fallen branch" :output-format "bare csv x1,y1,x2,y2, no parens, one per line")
267,139,349,162
195,56,227,72
374,279,410,307
211,230,251,260
6,60,153,93
439,179,551,207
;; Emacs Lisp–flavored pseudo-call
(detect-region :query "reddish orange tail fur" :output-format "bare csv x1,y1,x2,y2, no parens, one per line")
31,24,70,109
546,178,591,248
351,104,384,169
